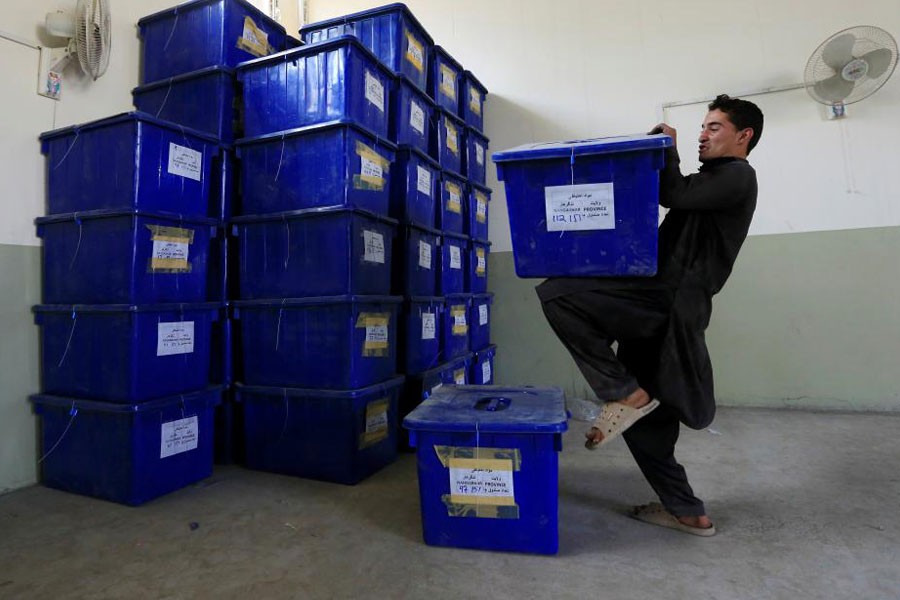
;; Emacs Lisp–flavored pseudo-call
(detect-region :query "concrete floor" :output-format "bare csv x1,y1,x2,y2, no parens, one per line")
1,406,899,599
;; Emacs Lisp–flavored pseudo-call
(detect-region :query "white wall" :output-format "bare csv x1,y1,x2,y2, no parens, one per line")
309,0,900,251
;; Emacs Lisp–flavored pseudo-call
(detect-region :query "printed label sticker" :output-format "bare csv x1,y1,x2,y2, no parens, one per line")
449,245,462,269
476,142,485,166
236,16,271,57
454,369,466,385
365,70,385,112
476,193,488,223
418,240,432,269
363,230,385,264
476,248,486,276
354,142,390,191
449,457,515,504
421,312,436,340
157,321,195,357
168,143,202,182
469,87,482,115
366,323,389,347
359,399,389,448
482,360,492,383
545,183,616,232
405,33,425,72
452,307,467,335
147,225,194,272
445,121,459,155
160,416,198,459
479,304,489,326
410,100,426,135
357,313,390,357
446,182,462,214
416,165,432,196
440,64,456,100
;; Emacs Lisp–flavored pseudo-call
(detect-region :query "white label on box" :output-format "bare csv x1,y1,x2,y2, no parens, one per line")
418,240,432,269
365,70,385,112
449,245,462,269
416,165,432,196
545,183,615,232
366,324,389,345
454,369,466,385
469,87,482,115
363,230,385,264
410,100,426,135
476,142,485,166
477,251,486,276
405,33,425,72
440,64,456,99
168,143,202,182
454,312,467,329
447,184,462,214
157,321,195,357
479,304,489,326
476,194,488,223
482,360,492,383
152,239,189,264
160,416,198,459
366,405,388,435
421,312,436,340
449,458,515,502
361,156,383,181
446,121,459,154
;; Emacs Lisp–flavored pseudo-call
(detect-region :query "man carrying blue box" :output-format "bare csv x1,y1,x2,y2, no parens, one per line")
538,94,764,537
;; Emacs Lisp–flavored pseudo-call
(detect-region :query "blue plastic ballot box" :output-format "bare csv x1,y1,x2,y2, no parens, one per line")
492,134,672,278
403,385,568,554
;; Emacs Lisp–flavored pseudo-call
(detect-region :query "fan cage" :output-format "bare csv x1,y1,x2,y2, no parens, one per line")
75,0,111,80
804,25,898,105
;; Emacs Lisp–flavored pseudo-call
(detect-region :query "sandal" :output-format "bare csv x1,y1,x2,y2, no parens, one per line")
631,502,717,537
584,399,660,450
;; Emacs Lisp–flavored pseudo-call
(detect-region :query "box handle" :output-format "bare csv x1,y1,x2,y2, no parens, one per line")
474,396,509,412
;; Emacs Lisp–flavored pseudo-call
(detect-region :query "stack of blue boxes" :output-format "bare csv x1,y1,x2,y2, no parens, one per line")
132,0,293,465
231,21,406,485
298,4,495,448
27,0,290,506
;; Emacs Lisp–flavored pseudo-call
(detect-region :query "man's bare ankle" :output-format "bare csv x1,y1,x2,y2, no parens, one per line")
617,388,651,409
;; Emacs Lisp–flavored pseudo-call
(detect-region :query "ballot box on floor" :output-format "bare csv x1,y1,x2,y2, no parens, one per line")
403,385,568,554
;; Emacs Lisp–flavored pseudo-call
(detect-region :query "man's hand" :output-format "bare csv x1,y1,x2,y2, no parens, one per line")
649,123,677,148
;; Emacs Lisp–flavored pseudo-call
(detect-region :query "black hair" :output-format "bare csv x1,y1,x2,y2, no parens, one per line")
708,94,764,153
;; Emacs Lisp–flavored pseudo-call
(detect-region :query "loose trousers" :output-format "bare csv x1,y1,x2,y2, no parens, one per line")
541,288,707,517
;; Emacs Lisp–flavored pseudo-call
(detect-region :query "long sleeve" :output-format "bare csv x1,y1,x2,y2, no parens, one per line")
659,148,756,211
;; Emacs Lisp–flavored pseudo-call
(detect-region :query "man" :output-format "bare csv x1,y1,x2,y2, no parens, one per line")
538,94,764,536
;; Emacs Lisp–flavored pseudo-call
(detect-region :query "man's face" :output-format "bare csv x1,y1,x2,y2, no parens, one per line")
698,109,749,162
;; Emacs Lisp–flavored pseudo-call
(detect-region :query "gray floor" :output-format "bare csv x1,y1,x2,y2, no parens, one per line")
1,406,899,599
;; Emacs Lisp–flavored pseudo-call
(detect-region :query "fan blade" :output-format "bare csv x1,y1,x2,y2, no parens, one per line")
821,33,856,71
813,73,855,103
861,47,895,78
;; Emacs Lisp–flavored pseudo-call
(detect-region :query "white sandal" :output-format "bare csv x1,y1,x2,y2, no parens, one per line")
584,399,660,450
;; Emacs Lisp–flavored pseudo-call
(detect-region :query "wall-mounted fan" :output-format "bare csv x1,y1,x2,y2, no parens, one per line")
38,0,112,99
804,26,897,116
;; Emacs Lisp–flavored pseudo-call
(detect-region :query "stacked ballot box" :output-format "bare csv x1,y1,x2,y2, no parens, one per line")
298,5,496,448
33,111,227,505
231,29,405,485
134,0,293,463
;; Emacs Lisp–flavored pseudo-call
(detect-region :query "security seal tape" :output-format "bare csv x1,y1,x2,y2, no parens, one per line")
147,224,194,273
